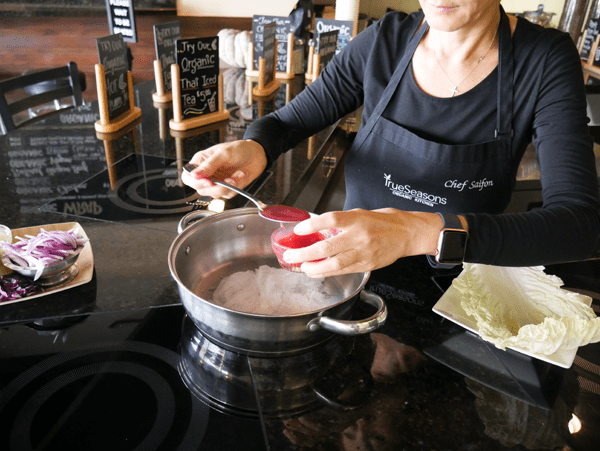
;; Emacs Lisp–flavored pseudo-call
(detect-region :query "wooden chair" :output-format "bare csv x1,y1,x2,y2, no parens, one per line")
0,62,84,134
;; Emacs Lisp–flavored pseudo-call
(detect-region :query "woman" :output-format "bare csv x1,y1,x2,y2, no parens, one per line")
183,1,600,278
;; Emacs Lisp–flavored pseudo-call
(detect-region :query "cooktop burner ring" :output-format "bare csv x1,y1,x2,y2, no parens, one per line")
10,362,175,451
108,168,198,215
124,173,197,207
0,341,210,451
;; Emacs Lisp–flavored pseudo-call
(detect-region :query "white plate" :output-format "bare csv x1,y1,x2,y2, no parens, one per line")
432,282,592,368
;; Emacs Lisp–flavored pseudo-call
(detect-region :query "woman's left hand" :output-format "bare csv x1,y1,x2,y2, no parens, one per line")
283,209,443,278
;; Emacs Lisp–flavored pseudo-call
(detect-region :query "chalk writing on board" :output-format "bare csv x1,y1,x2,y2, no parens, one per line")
176,37,220,119
582,18,600,61
262,23,277,87
154,21,181,93
4,129,107,216
105,0,138,44
594,46,600,68
316,29,339,72
314,18,353,54
252,15,292,73
96,34,130,120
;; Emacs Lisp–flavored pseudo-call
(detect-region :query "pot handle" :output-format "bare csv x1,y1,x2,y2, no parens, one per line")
307,290,387,335
312,371,375,412
177,210,216,234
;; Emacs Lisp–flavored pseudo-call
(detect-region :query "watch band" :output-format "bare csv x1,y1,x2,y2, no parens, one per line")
437,212,462,230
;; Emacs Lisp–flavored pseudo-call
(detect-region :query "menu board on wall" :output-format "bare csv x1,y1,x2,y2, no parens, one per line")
581,17,600,61
314,18,353,54
105,0,137,44
262,23,277,87
96,34,131,120
175,36,220,120
252,15,292,73
153,21,181,93
315,29,339,71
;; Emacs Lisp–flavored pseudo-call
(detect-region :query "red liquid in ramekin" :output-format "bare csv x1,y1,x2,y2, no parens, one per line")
271,227,325,271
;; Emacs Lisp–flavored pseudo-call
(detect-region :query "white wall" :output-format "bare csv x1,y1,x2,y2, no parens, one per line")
177,0,568,29
177,0,298,17
360,1,567,28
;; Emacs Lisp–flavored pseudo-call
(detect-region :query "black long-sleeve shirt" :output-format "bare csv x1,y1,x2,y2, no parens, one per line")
244,11,600,266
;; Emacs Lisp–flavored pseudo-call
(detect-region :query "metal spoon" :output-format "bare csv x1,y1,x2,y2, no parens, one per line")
183,163,310,223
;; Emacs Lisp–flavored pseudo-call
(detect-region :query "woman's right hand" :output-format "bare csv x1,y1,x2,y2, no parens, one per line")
181,139,268,199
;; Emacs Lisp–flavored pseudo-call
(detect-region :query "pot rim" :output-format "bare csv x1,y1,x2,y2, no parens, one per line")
168,208,371,318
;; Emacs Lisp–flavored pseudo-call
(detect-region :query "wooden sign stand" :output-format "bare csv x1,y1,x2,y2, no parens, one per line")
304,44,316,83
169,64,229,131
152,60,172,103
245,42,258,79
95,115,142,189
94,64,142,134
153,100,170,141
580,18,600,83
246,32,295,80
247,76,292,112
583,34,600,83
252,39,281,98
306,53,322,85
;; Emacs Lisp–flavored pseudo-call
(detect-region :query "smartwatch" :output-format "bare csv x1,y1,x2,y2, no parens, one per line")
427,213,468,268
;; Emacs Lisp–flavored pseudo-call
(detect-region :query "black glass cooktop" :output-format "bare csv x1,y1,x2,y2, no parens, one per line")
39,153,271,226
1,258,600,450
0,305,266,451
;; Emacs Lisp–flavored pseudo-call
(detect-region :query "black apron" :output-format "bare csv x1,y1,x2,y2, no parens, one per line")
344,7,514,214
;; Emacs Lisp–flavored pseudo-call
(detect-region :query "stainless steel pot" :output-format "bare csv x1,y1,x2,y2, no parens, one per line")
178,315,370,419
168,208,387,356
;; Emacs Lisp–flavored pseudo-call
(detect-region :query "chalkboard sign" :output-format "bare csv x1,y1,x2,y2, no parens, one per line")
262,23,277,87
582,17,600,61
154,21,180,93
175,36,220,119
96,34,131,120
594,46,600,68
315,29,339,72
252,15,292,73
314,18,353,54
105,0,137,44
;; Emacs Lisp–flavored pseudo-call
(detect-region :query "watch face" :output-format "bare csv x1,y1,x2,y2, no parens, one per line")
437,230,468,265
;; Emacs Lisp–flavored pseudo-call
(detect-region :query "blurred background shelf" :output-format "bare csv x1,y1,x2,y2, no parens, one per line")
0,0,176,16
0,13,252,103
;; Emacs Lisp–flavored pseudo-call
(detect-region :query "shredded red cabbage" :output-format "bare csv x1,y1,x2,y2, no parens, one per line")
0,228,88,270
0,275,36,302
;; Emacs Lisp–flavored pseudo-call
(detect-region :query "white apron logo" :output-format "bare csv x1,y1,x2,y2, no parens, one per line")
384,174,447,207
445,178,494,192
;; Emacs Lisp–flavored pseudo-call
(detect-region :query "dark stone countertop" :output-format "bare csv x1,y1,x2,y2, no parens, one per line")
0,72,598,450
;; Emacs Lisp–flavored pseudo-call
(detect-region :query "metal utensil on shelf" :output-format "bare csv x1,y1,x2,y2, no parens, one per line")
183,163,310,223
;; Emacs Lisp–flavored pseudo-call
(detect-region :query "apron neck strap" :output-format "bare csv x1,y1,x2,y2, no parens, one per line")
495,5,513,147
360,7,513,148
367,12,428,124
